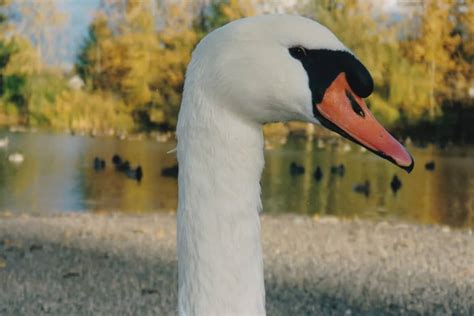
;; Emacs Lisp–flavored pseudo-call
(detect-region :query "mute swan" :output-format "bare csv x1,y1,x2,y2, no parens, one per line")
176,14,413,316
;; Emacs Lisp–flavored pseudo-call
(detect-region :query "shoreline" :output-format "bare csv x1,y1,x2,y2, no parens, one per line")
0,213,473,315
4,124,474,147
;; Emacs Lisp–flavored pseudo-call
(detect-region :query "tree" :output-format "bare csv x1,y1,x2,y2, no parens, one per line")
197,0,257,32
145,1,198,128
76,0,198,129
405,0,461,116
77,1,156,107
76,11,114,90
15,0,68,68
0,0,40,124
452,0,474,104
304,0,459,126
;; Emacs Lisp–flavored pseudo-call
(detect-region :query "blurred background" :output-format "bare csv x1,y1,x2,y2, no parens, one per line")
0,0,472,227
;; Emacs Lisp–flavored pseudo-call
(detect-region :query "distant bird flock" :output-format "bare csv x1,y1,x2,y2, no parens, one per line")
288,157,436,198
0,134,437,195
92,154,143,182
91,154,179,182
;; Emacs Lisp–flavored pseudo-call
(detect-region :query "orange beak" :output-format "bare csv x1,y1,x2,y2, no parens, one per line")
314,73,414,172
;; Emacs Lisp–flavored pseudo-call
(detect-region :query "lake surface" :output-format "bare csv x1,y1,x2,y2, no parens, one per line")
0,131,473,228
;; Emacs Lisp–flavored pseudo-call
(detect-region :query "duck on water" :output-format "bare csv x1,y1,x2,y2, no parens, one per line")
176,14,414,316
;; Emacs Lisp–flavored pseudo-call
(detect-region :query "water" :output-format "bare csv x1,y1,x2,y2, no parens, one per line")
0,131,473,228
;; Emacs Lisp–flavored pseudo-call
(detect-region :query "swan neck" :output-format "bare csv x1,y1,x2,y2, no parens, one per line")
177,91,266,316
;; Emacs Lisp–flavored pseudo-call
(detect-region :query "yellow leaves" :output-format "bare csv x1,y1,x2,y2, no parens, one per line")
123,0,155,34
51,90,133,131
90,12,113,39
314,0,474,122
367,94,400,127
149,108,166,124
80,0,190,114
0,259,6,269
389,60,432,121
2,36,40,76
406,0,468,108
76,0,266,129
166,3,193,27
221,0,256,20
413,0,460,67
128,84,152,107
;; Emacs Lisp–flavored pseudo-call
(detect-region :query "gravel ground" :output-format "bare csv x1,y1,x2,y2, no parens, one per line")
0,212,473,316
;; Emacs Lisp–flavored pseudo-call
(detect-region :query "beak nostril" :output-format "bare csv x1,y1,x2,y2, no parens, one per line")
345,90,365,118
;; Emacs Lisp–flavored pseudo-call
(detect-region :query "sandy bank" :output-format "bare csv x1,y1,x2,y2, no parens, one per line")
0,213,473,315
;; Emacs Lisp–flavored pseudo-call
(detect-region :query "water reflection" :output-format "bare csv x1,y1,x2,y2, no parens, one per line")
0,131,473,228
262,137,474,228
0,132,178,213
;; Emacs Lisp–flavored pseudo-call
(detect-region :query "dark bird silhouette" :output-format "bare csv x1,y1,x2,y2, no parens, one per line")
313,166,323,182
162,164,179,178
111,152,142,181
136,166,143,181
330,164,345,177
93,157,106,171
290,162,305,176
116,160,131,172
127,165,143,182
390,174,402,194
93,157,101,170
112,154,134,173
353,180,370,197
425,161,435,171
112,154,122,166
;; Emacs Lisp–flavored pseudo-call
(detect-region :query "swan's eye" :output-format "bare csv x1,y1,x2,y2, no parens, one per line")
289,46,307,60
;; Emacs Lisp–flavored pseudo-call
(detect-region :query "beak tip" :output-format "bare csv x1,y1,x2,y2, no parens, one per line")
401,157,415,174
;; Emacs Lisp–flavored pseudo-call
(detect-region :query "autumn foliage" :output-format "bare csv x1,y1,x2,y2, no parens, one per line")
0,0,473,141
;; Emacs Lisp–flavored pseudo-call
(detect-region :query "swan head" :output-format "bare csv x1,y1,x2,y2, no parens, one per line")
187,14,414,172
